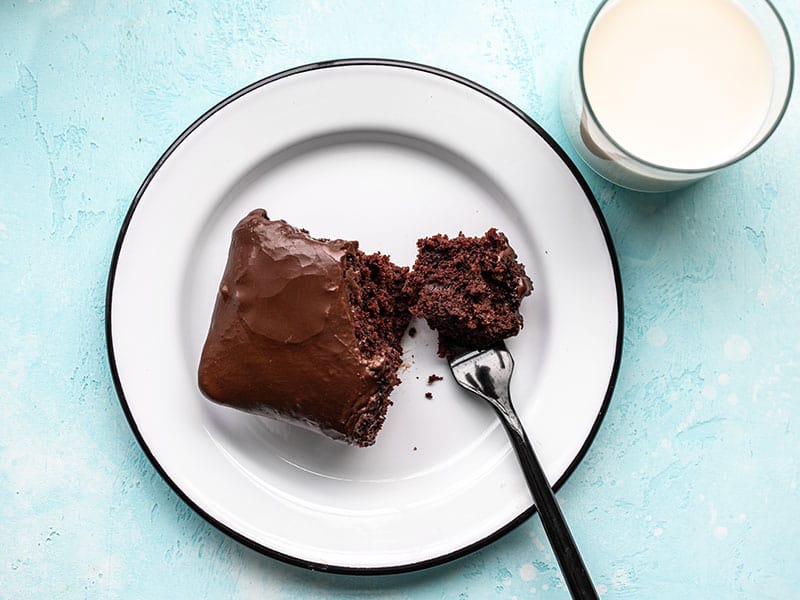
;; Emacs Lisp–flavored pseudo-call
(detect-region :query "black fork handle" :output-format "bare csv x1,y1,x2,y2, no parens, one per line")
496,409,599,600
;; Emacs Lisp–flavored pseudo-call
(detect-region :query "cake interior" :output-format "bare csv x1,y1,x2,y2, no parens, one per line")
342,250,410,446
404,229,531,357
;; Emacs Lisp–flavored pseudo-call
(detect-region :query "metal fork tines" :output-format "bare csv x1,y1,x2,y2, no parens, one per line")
449,343,525,440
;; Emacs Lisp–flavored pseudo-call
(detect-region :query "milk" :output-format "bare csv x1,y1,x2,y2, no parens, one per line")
581,0,774,172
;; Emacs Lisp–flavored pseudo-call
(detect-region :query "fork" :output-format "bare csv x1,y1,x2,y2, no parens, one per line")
450,343,598,600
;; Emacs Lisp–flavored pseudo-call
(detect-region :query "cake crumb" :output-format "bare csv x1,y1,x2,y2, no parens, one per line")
413,446,418,451
427,374,443,384
425,392,433,399
408,327,417,338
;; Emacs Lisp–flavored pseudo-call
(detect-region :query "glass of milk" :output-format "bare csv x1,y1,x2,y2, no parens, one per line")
561,0,794,192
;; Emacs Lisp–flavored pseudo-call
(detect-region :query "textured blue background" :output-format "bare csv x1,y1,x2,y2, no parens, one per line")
1,1,798,598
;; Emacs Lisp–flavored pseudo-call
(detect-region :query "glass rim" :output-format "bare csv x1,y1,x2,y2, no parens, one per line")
578,0,795,175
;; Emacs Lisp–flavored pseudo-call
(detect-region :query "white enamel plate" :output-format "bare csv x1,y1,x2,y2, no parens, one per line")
107,60,622,573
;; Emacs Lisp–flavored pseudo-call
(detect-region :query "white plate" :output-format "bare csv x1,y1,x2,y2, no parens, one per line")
107,60,622,573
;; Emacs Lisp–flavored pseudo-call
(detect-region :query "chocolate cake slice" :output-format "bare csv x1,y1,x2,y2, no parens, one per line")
404,229,532,357
198,209,410,446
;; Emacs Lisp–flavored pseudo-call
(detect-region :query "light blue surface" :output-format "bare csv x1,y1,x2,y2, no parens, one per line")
1,1,798,598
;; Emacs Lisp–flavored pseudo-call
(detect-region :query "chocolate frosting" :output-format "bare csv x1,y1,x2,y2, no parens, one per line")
198,209,381,442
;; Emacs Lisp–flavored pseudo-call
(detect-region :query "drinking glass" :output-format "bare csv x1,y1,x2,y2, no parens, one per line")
561,0,794,192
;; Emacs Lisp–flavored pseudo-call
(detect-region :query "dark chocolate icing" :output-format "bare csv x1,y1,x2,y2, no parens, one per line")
198,209,382,442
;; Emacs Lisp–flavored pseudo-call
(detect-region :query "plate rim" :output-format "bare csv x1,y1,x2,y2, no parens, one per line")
105,58,624,575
